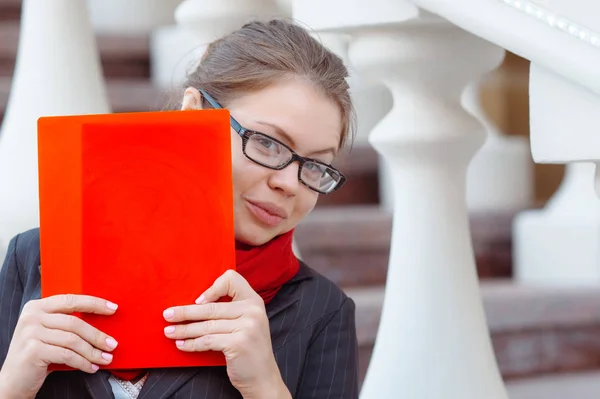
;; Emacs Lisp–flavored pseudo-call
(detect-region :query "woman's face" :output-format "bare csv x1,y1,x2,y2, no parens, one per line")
181,79,342,245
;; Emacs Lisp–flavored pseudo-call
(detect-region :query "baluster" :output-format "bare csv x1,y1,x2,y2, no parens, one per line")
151,0,284,89
87,0,181,35
312,31,393,208
514,162,600,284
514,61,600,285
0,0,109,260
348,14,508,397
461,48,533,213
295,1,509,396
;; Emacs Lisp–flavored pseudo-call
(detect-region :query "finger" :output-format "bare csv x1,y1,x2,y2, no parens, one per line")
196,270,257,304
41,313,119,352
163,302,245,322
175,334,230,353
41,294,118,315
164,319,238,340
40,329,113,366
42,344,101,374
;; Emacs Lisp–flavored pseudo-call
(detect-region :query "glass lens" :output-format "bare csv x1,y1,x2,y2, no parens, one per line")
245,132,342,194
245,133,291,167
301,162,341,193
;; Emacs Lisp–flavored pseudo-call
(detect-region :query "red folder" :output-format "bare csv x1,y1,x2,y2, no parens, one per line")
37,110,235,370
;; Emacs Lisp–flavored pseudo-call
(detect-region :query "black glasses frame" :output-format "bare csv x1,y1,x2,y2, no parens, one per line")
199,89,346,194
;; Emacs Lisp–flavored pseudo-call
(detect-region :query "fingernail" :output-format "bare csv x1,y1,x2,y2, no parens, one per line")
106,302,118,310
106,337,118,349
101,352,113,361
164,326,175,334
176,340,184,348
92,364,100,372
195,295,205,305
163,309,174,319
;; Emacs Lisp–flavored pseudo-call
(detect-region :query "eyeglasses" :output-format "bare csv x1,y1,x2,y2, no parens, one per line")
199,90,346,194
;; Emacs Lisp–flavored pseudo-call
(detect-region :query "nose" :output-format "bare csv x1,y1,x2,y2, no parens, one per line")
267,162,300,196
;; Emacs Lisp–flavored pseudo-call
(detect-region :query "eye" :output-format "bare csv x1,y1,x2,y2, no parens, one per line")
304,162,321,172
256,137,275,149
302,162,327,181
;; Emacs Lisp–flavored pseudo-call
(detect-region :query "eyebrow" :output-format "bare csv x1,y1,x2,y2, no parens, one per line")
253,120,338,157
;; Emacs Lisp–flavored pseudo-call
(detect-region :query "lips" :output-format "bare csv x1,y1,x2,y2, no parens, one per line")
245,199,288,227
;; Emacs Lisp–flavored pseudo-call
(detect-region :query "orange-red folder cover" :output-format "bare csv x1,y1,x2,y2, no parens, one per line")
37,109,235,370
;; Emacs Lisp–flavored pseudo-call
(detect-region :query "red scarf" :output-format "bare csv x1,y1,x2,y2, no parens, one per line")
111,230,299,381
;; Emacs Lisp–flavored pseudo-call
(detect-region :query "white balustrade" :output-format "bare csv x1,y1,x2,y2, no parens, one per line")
311,31,393,207
87,0,182,35
0,0,110,262
407,0,600,286
295,2,507,398
514,162,600,284
314,32,393,146
513,58,600,285
150,25,204,89
462,55,534,213
150,0,285,89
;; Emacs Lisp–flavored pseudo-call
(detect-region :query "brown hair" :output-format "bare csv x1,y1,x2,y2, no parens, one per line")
179,19,355,149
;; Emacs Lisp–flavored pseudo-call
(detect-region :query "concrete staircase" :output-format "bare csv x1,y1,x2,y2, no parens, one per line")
2,0,600,395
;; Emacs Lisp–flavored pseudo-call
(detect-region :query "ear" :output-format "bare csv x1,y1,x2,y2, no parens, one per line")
181,87,203,111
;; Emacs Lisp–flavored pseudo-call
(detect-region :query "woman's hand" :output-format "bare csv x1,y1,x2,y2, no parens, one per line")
163,270,290,399
0,295,119,399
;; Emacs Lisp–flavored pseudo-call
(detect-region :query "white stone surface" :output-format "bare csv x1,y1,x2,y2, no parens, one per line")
463,72,534,212
529,63,600,163
467,133,533,212
87,0,182,35
150,25,205,89
343,10,506,399
315,32,393,145
409,0,600,289
507,371,600,399
406,0,600,98
293,0,419,31
308,31,393,207
513,62,600,285
175,0,281,41
0,0,110,260
151,0,288,89
513,162,600,285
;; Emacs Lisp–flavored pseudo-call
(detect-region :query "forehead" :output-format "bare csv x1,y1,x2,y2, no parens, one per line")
225,80,343,154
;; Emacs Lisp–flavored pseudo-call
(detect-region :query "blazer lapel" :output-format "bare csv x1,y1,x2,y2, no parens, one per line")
267,262,311,320
138,367,201,399
83,371,114,398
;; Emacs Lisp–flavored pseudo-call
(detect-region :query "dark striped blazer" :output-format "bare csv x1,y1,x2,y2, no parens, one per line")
0,229,359,398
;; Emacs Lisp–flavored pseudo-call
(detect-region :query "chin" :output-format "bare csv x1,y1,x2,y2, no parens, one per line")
234,223,278,246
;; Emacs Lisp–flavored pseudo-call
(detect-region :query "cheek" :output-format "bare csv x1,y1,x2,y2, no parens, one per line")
291,191,318,222
230,147,268,203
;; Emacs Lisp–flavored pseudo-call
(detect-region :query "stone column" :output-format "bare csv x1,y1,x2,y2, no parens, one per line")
87,0,182,35
351,15,507,399
462,52,534,213
151,0,285,89
295,1,508,397
514,61,600,285
0,0,110,261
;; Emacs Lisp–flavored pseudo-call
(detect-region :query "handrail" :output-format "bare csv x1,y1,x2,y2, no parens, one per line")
407,0,600,96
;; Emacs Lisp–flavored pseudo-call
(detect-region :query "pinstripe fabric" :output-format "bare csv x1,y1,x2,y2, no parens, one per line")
0,229,359,398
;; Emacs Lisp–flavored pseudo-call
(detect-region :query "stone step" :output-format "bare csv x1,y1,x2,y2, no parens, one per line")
0,76,167,114
0,21,150,79
350,281,600,385
0,0,19,22
296,205,514,287
507,371,600,399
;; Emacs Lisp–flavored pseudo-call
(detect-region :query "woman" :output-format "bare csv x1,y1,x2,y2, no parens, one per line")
0,19,358,399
